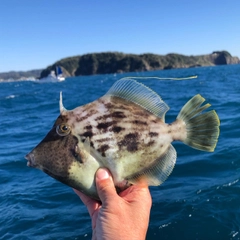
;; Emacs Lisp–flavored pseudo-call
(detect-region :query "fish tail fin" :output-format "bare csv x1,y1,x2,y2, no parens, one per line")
177,94,220,152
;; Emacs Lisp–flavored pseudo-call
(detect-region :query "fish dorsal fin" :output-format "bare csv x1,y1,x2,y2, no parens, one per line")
105,79,169,120
126,144,177,186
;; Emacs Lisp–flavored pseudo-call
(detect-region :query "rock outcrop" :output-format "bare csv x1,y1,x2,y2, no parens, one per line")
39,51,240,79
1,51,239,80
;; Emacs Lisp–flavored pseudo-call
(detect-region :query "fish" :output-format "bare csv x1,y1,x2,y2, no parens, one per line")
25,79,220,200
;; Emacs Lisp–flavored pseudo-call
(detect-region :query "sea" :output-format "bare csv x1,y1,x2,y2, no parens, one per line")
0,64,240,240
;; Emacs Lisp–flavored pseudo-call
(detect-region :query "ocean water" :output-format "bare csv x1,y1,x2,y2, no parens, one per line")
0,64,240,240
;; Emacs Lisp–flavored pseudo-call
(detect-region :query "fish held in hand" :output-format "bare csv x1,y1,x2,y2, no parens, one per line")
25,79,220,200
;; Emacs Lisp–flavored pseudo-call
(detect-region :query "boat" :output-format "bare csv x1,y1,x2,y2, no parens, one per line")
39,66,65,82
55,66,65,81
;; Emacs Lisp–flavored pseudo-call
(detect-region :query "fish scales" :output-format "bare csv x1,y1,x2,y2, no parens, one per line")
25,78,220,200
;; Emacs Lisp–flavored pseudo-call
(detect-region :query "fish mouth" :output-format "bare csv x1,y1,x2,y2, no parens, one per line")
25,152,37,167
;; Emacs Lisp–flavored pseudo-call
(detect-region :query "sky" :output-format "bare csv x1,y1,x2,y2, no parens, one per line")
0,0,240,72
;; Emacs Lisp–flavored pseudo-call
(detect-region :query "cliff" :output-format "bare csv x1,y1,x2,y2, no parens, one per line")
40,51,240,79
1,51,239,80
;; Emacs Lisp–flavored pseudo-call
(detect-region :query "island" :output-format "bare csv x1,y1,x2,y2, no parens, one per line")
39,50,240,79
0,51,239,80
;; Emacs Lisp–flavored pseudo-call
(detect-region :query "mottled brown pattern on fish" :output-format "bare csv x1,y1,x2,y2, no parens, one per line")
82,130,94,138
111,126,125,133
97,121,117,131
95,137,114,143
76,108,99,122
95,115,109,121
130,120,147,125
147,140,156,147
95,111,126,121
103,100,129,111
112,111,127,118
84,125,92,130
103,102,114,109
97,144,110,157
118,132,140,152
132,110,150,117
149,132,159,137
58,95,170,175
90,96,164,159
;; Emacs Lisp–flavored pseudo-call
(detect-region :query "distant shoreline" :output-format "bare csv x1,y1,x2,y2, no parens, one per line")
1,51,239,81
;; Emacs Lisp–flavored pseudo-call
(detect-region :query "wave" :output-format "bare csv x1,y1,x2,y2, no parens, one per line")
0,78,38,83
5,95,16,99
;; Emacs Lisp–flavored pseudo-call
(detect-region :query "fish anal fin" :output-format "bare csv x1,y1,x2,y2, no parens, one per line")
126,145,177,186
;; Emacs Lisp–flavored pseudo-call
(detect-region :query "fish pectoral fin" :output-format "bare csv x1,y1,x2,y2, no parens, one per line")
89,145,108,165
83,137,91,154
105,79,169,121
80,137,108,165
126,145,177,186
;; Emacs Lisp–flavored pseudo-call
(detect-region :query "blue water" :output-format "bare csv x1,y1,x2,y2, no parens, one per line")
1,65,240,240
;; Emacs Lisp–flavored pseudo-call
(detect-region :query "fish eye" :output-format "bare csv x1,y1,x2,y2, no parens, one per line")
56,123,71,136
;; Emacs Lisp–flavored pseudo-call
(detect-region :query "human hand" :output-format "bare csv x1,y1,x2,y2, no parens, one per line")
74,168,152,240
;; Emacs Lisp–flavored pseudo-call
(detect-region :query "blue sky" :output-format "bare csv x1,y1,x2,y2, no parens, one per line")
0,0,240,72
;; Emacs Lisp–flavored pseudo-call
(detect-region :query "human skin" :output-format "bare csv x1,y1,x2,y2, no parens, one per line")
74,168,152,240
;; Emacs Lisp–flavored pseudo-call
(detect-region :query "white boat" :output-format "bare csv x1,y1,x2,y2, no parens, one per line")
40,66,65,82
55,66,65,81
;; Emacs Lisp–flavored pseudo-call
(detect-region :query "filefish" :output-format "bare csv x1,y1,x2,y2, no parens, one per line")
25,79,220,200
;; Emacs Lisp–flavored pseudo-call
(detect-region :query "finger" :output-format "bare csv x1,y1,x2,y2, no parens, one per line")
95,168,118,205
73,189,100,217
119,185,152,207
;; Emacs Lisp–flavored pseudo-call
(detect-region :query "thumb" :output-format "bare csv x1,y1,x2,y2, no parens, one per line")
95,168,117,204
